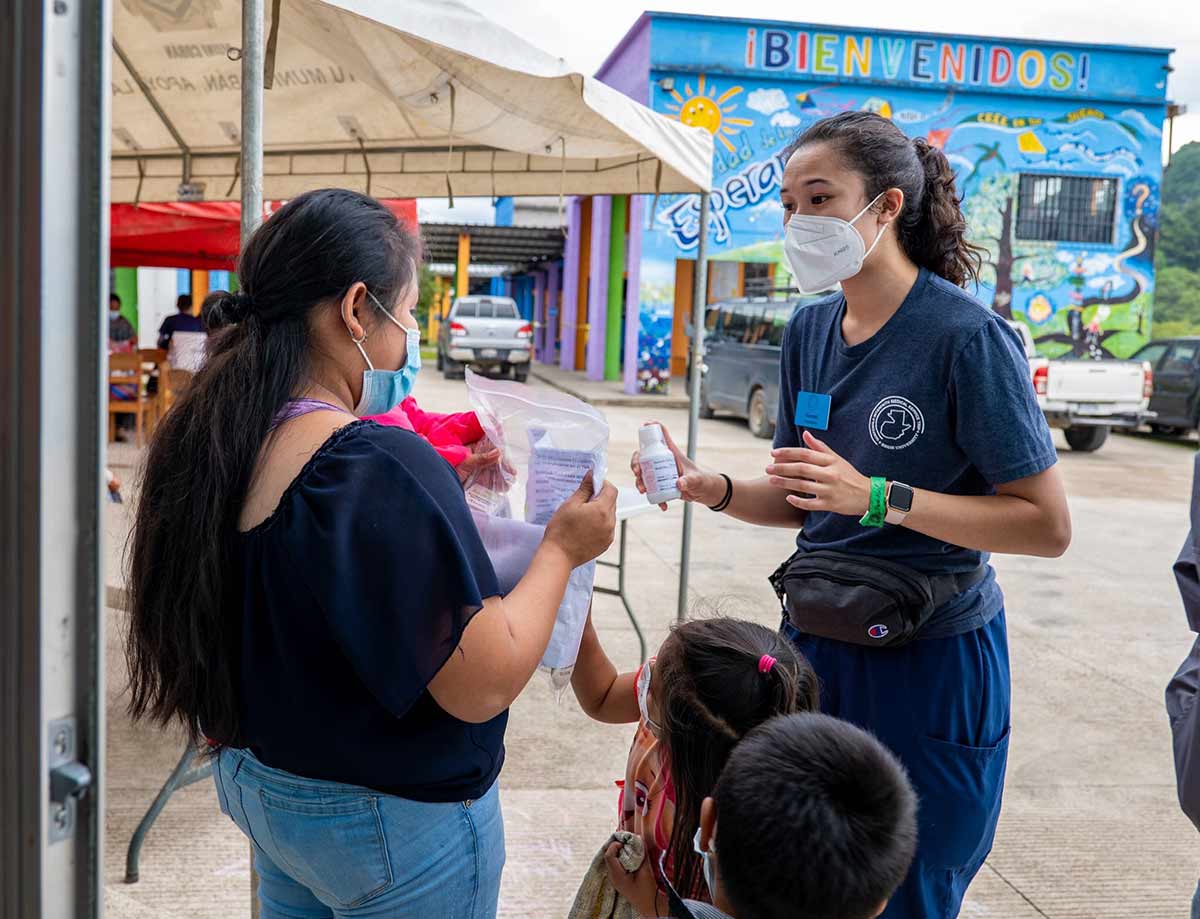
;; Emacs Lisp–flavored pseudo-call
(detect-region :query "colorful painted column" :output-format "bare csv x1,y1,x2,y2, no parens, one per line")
544,261,560,365
112,267,138,327
559,199,582,372
585,196,611,381
427,276,443,342
489,276,504,296
574,198,593,371
532,271,544,350
209,269,232,293
456,233,470,299
605,196,628,382
191,270,209,312
623,197,645,395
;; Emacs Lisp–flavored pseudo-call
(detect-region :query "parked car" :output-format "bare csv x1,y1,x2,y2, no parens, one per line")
1131,337,1200,436
437,295,533,381
1007,321,1154,453
700,293,818,438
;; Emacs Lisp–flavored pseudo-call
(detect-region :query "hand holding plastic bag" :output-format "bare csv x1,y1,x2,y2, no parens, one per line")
466,370,611,689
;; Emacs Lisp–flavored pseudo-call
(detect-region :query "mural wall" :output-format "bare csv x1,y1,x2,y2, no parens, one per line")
629,19,1169,392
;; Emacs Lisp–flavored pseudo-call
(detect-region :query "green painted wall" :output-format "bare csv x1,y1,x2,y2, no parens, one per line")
112,267,138,329
604,195,627,382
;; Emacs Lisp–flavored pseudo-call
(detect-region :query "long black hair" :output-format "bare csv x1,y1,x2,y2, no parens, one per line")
785,111,984,287
125,189,421,748
655,618,819,899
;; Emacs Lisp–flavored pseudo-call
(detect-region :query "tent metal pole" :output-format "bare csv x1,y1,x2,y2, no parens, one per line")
676,193,710,624
240,13,266,916
241,0,265,244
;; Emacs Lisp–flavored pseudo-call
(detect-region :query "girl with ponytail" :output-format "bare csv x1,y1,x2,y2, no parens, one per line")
629,112,1071,918
571,614,818,908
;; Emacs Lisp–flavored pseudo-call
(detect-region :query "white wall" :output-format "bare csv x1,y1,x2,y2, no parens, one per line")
135,267,179,349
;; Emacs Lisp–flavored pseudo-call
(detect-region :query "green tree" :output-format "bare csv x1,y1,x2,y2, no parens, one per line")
413,264,439,331
1164,142,1200,207
1153,264,1200,326
1159,200,1200,272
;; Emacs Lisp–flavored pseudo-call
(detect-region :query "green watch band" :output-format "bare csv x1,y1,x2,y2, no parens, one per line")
859,476,887,528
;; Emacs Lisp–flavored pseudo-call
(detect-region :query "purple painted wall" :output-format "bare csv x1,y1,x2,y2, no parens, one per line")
585,197,612,381
545,262,560,365
595,14,651,104
623,196,645,395
558,199,582,371
532,271,544,359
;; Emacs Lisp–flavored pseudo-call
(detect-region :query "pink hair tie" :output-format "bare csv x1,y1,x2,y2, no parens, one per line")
758,654,777,674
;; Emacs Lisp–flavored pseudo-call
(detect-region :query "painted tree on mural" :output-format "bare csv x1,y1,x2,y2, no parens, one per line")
962,173,1064,319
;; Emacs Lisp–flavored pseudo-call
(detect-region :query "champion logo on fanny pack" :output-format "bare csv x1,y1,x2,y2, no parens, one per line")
867,623,890,640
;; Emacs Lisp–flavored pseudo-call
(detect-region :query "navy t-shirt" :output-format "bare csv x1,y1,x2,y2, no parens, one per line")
158,311,204,345
235,421,505,802
774,267,1057,637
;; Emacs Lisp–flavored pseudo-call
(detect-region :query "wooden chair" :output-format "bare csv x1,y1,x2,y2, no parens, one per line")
159,366,194,418
108,352,155,447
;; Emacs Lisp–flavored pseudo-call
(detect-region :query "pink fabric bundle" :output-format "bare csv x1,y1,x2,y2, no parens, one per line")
366,397,484,468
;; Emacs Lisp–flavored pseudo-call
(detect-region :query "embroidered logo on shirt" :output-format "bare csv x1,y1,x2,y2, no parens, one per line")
868,623,890,640
869,396,925,451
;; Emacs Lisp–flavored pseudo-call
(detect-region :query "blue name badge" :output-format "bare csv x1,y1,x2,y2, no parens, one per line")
795,391,831,431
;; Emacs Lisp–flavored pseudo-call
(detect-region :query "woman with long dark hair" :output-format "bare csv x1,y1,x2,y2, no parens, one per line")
126,189,616,918
634,112,1071,918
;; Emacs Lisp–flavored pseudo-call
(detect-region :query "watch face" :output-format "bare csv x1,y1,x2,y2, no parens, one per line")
889,483,914,513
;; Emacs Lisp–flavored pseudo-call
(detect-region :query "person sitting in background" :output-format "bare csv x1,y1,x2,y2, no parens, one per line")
157,294,203,349
108,293,136,353
606,712,918,919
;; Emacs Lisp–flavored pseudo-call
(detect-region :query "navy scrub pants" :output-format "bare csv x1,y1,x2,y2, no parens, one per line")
783,610,1011,919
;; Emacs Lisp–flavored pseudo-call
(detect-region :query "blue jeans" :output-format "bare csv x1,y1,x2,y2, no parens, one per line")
214,747,504,918
783,610,1011,919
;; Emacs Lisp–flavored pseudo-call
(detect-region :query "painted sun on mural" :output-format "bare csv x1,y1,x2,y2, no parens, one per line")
664,75,755,153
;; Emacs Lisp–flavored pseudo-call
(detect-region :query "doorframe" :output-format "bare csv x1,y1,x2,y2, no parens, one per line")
0,1,108,916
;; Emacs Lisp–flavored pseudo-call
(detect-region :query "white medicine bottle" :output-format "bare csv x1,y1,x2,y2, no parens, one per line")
638,423,681,505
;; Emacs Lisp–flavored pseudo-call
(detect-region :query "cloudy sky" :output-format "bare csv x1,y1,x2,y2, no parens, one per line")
421,0,1198,223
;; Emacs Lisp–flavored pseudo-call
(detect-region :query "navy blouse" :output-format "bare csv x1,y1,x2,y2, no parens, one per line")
235,421,504,803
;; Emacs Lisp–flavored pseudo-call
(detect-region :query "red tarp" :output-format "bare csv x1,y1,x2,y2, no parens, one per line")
110,199,418,270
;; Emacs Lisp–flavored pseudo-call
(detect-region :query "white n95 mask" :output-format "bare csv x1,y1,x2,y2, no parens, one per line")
783,192,888,294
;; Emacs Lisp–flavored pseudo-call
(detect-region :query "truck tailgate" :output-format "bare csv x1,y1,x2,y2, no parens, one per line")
456,317,528,347
1046,360,1145,403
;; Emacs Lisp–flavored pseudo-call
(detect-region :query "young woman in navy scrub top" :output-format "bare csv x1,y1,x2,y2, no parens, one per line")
634,112,1071,919
125,189,617,919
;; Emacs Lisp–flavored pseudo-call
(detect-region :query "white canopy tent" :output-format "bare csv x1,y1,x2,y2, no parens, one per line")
111,0,713,624
110,0,713,203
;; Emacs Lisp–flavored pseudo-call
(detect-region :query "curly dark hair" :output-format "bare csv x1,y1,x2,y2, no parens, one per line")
784,111,984,288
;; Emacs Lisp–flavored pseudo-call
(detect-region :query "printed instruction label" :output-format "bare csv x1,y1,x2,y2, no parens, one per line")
640,454,679,493
526,429,597,526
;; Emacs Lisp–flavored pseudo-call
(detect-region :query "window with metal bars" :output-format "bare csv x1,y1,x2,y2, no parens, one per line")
1015,174,1118,244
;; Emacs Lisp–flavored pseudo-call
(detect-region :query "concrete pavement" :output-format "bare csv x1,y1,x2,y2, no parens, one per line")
102,371,1200,918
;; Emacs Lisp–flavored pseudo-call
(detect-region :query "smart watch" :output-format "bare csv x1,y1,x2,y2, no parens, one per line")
885,481,914,525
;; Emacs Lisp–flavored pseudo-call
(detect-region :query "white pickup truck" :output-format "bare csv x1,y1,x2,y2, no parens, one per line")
437,295,533,382
1008,322,1154,453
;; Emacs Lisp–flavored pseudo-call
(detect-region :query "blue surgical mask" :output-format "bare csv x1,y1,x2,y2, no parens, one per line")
351,291,422,417
693,827,717,899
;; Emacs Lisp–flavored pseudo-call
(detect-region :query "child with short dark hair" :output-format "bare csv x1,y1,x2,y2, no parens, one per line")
606,712,918,919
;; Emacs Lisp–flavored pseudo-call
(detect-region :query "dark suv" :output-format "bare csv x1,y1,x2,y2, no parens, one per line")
700,295,809,438
1132,337,1200,435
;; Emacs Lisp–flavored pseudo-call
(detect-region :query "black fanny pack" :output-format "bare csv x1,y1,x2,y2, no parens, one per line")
769,549,985,648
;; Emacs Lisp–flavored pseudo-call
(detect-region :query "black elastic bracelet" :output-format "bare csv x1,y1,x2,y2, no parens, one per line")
708,473,733,513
